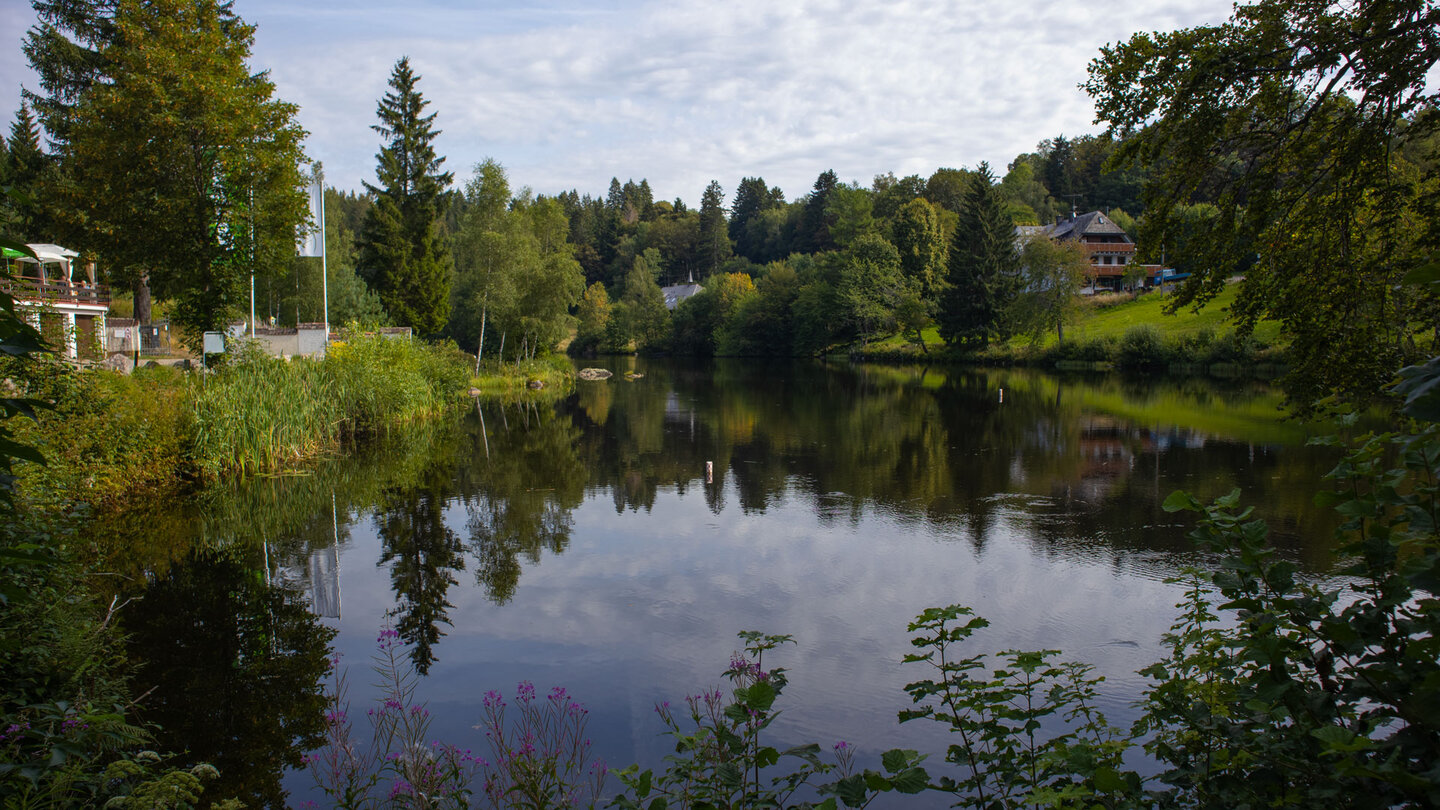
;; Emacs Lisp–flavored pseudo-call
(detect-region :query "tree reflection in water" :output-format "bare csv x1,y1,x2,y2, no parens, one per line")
97,360,1352,806
122,547,333,809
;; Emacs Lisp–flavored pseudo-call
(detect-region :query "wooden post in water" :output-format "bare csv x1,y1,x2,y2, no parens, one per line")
706,461,713,484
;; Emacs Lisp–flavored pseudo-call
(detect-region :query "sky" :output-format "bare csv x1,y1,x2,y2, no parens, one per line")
1,0,1242,207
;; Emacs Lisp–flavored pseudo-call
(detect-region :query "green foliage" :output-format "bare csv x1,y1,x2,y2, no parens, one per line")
1149,422,1440,806
890,197,947,302
359,57,454,335
612,631,926,810
1086,0,1440,411
1012,236,1087,345
190,333,469,479
0,291,50,509
573,281,613,355
716,263,801,356
899,606,1137,809
619,251,671,352
837,233,907,347
697,180,733,277
938,163,1021,349
61,0,308,347
1115,324,1169,372
8,362,190,511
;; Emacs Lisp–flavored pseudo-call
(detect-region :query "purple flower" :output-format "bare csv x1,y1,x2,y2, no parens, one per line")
516,681,536,703
483,690,505,710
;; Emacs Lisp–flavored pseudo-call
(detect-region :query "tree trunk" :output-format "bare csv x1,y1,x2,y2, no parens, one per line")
1057,320,1064,345
498,331,506,363
134,271,152,325
475,305,488,375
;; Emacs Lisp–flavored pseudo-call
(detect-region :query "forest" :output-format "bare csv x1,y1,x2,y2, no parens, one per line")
1,0,1436,414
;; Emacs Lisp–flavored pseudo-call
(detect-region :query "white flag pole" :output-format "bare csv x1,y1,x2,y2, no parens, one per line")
319,169,329,341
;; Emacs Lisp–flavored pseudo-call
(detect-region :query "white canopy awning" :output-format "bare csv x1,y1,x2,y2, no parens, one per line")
17,244,80,265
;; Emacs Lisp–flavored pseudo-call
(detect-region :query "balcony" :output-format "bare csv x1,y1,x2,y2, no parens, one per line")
2,275,111,309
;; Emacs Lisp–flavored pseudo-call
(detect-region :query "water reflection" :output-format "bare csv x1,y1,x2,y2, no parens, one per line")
95,360,1350,806
567,361,1340,564
122,546,333,808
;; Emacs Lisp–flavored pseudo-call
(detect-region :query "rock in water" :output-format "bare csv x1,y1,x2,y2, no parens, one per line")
577,368,613,381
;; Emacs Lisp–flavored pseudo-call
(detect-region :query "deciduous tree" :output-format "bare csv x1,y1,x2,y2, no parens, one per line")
1013,235,1088,344
62,0,308,343
1086,0,1440,410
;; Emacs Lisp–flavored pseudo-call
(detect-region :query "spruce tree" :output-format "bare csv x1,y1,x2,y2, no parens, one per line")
800,169,839,253
21,0,117,146
937,163,1021,348
697,180,732,277
358,57,454,334
3,105,47,234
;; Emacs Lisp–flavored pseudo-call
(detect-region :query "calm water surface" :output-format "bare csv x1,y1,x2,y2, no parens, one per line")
96,360,1347,807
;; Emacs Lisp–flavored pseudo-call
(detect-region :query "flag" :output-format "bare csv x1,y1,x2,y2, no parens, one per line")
298,174,324,257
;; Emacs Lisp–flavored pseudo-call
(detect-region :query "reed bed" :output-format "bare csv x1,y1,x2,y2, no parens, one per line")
191,335,470,479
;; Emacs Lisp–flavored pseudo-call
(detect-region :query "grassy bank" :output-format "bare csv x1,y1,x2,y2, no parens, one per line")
192,335,470,478
8,332,475,509
855,284,1287,374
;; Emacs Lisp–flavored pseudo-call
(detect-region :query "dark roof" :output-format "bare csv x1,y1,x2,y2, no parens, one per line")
1049,211,1131,242
661,283,703,310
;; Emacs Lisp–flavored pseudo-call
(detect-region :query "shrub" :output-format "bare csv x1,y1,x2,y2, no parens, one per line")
1116,324,1169,371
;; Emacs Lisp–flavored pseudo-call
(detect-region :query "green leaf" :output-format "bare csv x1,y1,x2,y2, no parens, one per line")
1092,766,1127,793
832,774,869,807
890,767,928,793
880,748,913,772
746,679,777,712
1162,490,1200,512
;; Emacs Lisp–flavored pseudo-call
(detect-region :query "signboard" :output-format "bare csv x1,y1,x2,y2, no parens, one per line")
202,331,226,355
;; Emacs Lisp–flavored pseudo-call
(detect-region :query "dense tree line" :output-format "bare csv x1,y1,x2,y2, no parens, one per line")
2,0,1435,410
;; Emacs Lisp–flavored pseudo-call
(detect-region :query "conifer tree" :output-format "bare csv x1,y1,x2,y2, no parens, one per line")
21,0,117,146
937,163,1020,348
3,105,47,234
358,57,454,334
800,169,839,253
697,180,732,277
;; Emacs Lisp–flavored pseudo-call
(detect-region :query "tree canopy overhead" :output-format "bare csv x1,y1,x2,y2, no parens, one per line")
359,56,454,335
1087,0,1440,409
59,0,308,342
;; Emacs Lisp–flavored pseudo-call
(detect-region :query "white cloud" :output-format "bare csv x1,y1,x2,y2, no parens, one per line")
1,0,1236,204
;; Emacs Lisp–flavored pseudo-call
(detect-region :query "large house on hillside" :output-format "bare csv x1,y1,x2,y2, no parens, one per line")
1019,211,1150,292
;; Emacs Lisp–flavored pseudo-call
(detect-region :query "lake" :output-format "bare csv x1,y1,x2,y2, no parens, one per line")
93,359,1348,808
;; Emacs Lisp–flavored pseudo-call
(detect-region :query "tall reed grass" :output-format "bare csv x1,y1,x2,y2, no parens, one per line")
191,335,470,479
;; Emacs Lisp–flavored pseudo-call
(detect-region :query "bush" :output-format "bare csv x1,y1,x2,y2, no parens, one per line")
1116,324,1169,371
6,358,191,511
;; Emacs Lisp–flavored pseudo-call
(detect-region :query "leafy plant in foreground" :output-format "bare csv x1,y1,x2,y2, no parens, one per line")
307,628,481,808
899,606,1137,809
1148,422,1440,808
612,631,929,810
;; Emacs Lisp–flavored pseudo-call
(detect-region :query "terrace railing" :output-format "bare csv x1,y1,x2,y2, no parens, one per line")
2,276,111,307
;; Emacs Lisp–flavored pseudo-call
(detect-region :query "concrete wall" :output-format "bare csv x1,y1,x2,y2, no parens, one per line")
247,325,327,358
